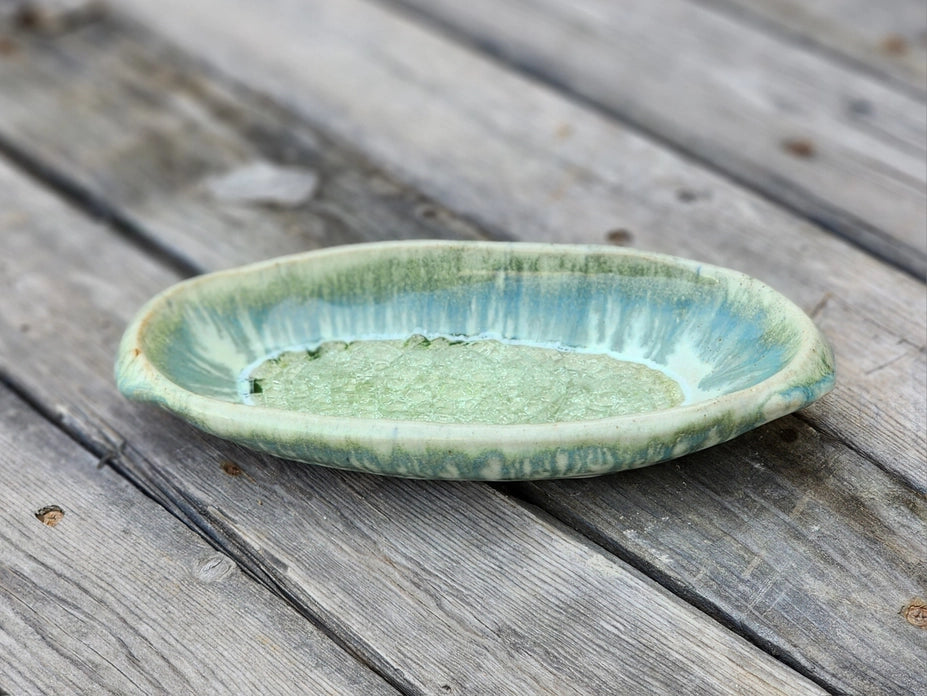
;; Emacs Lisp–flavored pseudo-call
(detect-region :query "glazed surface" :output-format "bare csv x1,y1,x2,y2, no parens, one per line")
245,335,684,424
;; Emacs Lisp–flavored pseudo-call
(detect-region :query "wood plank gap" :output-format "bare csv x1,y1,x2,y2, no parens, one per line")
0,385,405,695
375,0,926,279
0,132,202,279
494,482,843,696
792,410,924,496
0,363,154,500
0,269,424,694
200,503,428,696
0,364,423,696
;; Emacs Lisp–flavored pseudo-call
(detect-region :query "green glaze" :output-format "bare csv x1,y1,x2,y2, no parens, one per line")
115,241,835,480
245,335,684,424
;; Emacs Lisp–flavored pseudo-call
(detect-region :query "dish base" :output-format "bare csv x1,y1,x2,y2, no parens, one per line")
240,334,684,425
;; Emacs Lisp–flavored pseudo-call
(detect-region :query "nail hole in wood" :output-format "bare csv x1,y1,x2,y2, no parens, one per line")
606,229,633,246
781,138,816,159
15,7,40,30
35,505,64,527
903,598,927,628
221,460,243,476
880,34,908,56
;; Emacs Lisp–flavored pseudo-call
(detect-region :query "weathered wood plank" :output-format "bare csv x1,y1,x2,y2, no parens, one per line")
522,417,927,696
0,19,922,696
690,0,927,96
16,3,925,490
0,389,399,695
0,21,487,275
384,0,926,276
0,167,824,694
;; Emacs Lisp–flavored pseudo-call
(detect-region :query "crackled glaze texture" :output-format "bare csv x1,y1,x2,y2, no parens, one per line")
244,335,684,423
115,241,835,479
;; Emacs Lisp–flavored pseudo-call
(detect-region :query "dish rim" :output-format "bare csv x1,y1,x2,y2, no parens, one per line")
115,240,835,458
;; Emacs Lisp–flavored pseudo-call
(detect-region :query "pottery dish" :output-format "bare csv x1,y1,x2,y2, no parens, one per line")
115,241,835,479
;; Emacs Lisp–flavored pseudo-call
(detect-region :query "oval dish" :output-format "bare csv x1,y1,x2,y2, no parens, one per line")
115,241,834,480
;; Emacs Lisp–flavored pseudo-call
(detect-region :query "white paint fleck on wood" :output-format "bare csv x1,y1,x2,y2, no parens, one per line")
205,160,319,207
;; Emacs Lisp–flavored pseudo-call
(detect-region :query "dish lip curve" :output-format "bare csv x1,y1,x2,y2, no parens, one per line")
114,240,836,454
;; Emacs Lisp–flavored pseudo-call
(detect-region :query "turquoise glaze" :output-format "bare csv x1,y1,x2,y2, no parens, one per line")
115,241,835,479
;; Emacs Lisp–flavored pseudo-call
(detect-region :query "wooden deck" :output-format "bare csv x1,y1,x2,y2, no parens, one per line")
0,1,924,694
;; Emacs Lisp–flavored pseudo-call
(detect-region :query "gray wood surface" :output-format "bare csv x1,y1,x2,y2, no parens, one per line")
384,0,926,277
21,2,927,491
0,16,487,275
523,417,927,696
691,0,927,96
0,15,922,695
0,161,826,696
0,390,398,695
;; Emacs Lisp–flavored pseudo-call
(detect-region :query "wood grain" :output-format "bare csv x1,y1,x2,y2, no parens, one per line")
0,17,487,275
0,18,921,695
7,5,923,490
385,0,926,276
691,0,927,96
522,416,927,696
0,389,399,695
0,163,824,693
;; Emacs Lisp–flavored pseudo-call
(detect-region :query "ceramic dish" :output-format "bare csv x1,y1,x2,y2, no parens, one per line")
115,241,834,479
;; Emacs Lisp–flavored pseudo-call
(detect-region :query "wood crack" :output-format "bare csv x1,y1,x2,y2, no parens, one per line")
375,0,926,279
0,133,202,278
0,371,420,696
496,483,846,696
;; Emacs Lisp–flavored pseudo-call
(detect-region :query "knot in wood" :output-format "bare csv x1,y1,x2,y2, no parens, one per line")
35,505,64,527
903,598,927,628
197,554,236,583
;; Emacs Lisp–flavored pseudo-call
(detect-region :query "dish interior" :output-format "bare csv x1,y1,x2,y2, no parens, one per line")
240,335,684,424
140,249,800,425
